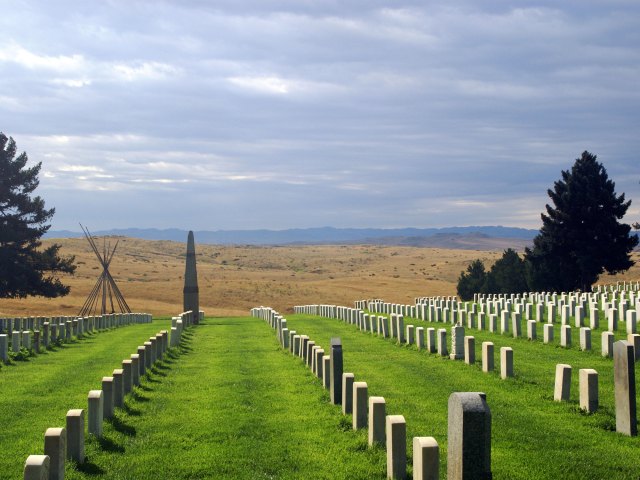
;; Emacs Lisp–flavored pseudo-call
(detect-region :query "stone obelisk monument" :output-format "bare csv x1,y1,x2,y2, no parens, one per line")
183,230,200,324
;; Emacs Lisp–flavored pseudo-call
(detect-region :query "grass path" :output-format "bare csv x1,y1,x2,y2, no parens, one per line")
64,316,386,479
283,313,639,479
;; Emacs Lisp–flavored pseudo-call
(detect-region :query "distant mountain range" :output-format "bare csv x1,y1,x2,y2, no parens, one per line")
45,226,538,250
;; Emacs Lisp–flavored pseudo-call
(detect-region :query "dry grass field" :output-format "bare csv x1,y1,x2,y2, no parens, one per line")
0,237,638,318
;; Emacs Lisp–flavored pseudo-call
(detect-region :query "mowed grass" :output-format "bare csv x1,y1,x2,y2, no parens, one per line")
283,313,640,479
0,319,170,477
0,317,386,480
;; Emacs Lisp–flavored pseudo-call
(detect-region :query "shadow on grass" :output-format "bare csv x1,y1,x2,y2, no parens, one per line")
97,435,125,453
108,415,137,437
75,459,106,476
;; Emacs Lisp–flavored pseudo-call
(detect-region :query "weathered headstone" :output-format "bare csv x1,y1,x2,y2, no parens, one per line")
44,427,66,480
614,340,637,436
447,392,492,480
579,369,598,413
413,437,439,480
330,338,343,405
554,364,572,402
386,415,406,480
368,396,386,446
450,325,465,360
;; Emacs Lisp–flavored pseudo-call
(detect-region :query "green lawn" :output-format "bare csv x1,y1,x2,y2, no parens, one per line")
281,312,639,479
2,313,637,479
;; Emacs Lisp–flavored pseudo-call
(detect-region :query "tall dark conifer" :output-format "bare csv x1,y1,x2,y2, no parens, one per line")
0,133,76,298
525,151,638,292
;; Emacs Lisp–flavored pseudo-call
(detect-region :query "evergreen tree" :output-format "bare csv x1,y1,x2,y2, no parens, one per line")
484,248,528,294
525,151,638,292
0,133,76,298
456,259,487,300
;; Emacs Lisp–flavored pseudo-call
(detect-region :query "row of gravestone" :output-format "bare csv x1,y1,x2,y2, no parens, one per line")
359,293,639,335
251,306,493,480
340,299,640,359
296,303,638,438
295,306,517,380
21,312,192,480
0,314,153,364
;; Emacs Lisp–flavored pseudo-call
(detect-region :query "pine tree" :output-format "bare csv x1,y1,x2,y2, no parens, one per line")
525,151,638,292
456,259,487,300
0,133,76,298
484,248,528,294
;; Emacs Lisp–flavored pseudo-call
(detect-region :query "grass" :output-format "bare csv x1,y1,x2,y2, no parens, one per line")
0,319,170,477
2,312,637,479
282,312,640,479
3,316,388,479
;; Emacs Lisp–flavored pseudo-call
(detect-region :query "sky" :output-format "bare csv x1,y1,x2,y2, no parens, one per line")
1,0,638,231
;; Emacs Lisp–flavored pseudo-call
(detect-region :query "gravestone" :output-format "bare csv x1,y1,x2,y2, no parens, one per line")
113,369,124,408
447,392,492,480
87,390,103,436
601,332,614,358
0,334,7,362
437,329,448,356
482,342,494,373
102,377,115,419
554,364,572,401
330,338,343,405
386,415,406,480
426,328,436,353
580,327,591,351
368,396,386,446
450,325,464,360
628,333,640,362
322,356,331,389
511,312,522,338
406,325,415,345
614,340,637,436
464,336,475,365
23,455,50,480
579,369,598,413
527,320,537,340
66,409,85,462
501,347,513,379
352,381,368,430
413,437,439,480
560,325,571,347
416,327,425,350
44,427,66,480
137,346,147,376
342,373,355,414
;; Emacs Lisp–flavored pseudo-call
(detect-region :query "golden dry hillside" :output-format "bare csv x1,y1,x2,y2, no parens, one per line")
0,237,638,318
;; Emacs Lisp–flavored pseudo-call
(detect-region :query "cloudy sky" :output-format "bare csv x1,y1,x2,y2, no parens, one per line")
1,1,638,231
